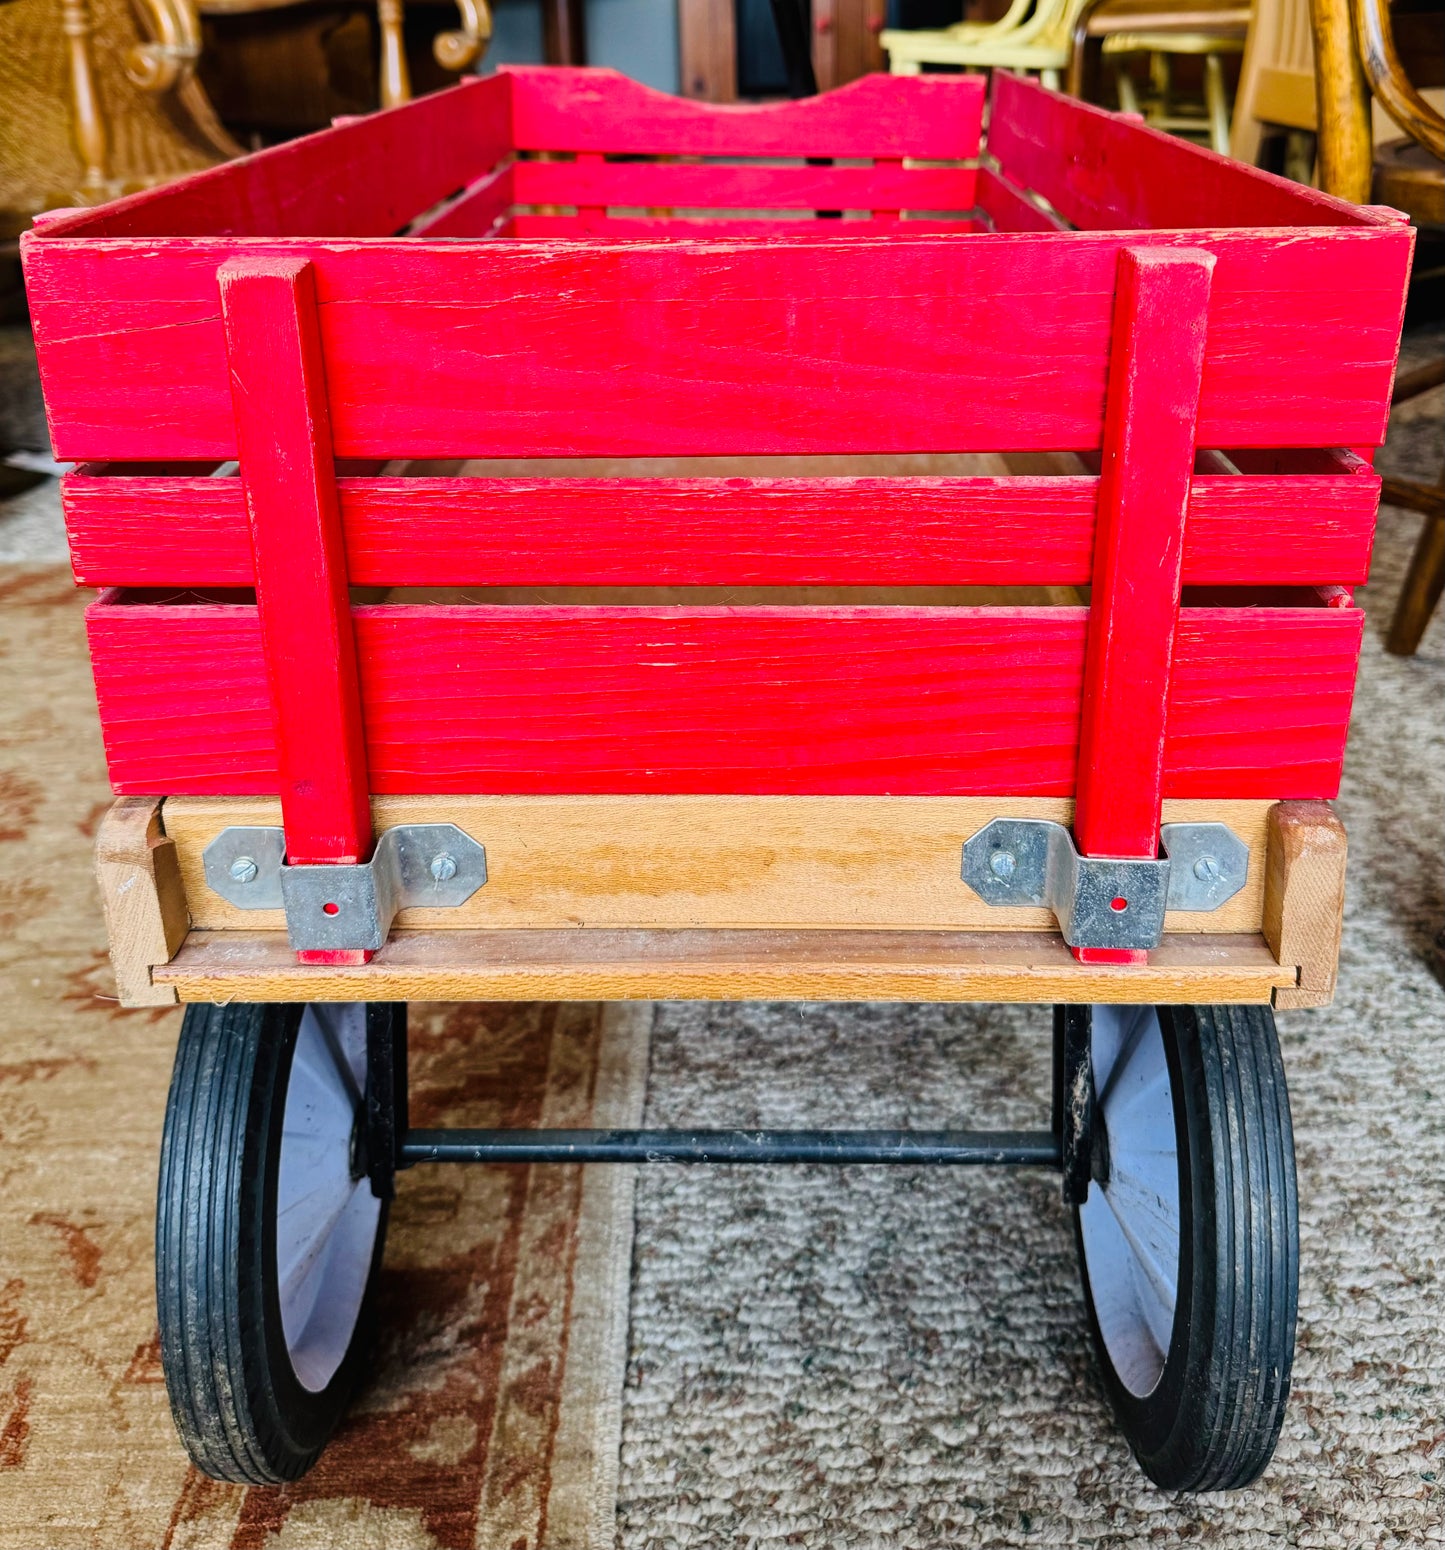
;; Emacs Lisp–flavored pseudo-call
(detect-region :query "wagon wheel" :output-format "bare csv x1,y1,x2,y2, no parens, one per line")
1072,1002,1298,1491
156,1001,402,1483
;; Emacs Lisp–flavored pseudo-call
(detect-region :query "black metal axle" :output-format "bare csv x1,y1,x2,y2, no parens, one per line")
399,1128,1062,1167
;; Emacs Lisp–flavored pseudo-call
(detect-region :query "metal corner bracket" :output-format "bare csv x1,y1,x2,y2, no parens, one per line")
961,819,1248,951
203,824,487,952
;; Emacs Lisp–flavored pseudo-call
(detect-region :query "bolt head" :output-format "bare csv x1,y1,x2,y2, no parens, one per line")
1193,855,1222,883
989,850,1017,882
229,855,259,885
430,852,458,883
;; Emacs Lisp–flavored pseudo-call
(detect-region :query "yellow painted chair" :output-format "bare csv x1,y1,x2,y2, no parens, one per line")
1067,0,1252,154
881,0,1090,90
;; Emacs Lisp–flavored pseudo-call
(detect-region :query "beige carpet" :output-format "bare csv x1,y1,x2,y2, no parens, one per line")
0,571,652,1549
615,334,1445,1545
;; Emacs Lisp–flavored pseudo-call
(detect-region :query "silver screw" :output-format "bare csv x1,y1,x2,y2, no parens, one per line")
989,850,1017,882
430,853,458,883
1193,855,1222,884
229,855,259,885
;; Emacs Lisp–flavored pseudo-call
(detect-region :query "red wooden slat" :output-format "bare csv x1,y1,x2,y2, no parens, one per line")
976,167,1067,234
1226,447,1374,477
1073,247,1212,964
987,71,1394,233
61,470,1381,590
29,76,512,241
220,256,372,881
505,214,980,239
24,229,1410,463
511,159,978,212
85,601,1361,798
505,67,985,160
407,164,515,237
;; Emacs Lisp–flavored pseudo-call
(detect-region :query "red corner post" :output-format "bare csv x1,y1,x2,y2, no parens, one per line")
219,255,374,965
1073,246,1215,966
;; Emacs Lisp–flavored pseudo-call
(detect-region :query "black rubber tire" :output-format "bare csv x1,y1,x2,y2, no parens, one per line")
1074,1002,1299,1492
156,1001,396,1483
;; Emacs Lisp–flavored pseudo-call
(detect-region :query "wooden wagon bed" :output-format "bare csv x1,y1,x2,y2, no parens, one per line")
23,68,1405,1009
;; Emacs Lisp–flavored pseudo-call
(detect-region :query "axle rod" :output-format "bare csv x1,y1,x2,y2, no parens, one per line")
399,1128,1062,1167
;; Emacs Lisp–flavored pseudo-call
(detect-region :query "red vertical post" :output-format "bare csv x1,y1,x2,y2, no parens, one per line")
1073,245,1215,965
219,255,373,964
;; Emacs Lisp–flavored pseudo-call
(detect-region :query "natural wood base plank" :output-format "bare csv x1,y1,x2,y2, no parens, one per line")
155,928,1293,1005
1263,799,1347,1009
95,797,189,1007
162,795,1275,936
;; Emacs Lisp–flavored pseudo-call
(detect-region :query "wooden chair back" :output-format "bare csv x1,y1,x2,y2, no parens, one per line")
1231,0,1318,163
1312,0,1443,200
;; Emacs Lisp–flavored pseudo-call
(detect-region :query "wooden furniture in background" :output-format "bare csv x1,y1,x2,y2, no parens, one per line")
680,0,884,100
1066,0,1251,154
1231,0,1318,164
1234,0,1444,172
679,0,736,98
0,0,237,236
814,0,887,90
543,0,585,64
193,0,491,128
1312,0,1443,655
883,0,1086,88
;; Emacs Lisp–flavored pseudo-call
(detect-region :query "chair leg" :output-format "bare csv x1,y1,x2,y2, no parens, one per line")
1116,65,1140,115
1387,513,1445,656
1041,67,1061,89
1204,53,1230,155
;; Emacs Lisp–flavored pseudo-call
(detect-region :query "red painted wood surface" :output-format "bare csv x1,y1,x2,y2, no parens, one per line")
1075,249,1213,858
506,67,985,160
1072,248,1213,964
19,67,1409,869
61,469,1382,590
509,159,979,213
32,75,511,241
85,598,1362,798
220,257,372,877
407,165,515,238
987,72,1395,233
502,215,981,239
24,230,1411,463
976,167,1067,234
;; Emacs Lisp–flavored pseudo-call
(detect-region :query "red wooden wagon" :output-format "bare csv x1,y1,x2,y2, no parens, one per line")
22,66,1412,1491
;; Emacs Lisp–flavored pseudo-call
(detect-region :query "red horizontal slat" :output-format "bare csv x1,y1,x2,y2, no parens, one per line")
510,160,978,212
61,471,1382,589
976,167,1067,234
505,67,985,160
408,164,515,237
503,214,980,239
25,229,1411,462
85,600,1361,798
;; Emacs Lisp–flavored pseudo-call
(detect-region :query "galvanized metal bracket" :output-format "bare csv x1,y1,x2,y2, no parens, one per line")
961,820,1248,951
203,824,487,952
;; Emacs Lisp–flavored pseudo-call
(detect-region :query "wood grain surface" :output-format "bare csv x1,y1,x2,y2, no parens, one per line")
25,230,1411,464
161,794,1274,934
94,796,189,1007
153,927,1295,1004
60,466,1382,590
1263,798,1348,1008
84,600,1364,797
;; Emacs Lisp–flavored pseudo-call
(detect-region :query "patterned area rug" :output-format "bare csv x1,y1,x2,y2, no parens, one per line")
0,571,651,1549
